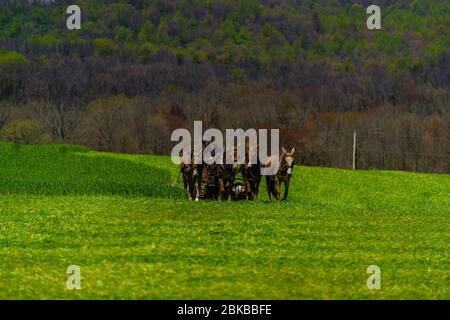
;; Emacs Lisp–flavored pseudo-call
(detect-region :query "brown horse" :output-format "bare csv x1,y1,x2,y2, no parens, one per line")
180,151,203,201
204,146,240,200
240,147,262,200
219,146,241,200
265,147,295,201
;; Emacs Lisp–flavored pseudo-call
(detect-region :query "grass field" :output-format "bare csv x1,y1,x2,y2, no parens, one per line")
0,143,448,299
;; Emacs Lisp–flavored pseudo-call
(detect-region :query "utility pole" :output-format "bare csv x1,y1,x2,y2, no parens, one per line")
353,131,357,170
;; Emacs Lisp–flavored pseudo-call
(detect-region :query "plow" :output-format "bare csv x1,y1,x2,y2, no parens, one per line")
196,170,249,201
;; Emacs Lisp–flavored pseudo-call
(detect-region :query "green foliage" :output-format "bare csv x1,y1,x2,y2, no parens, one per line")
115,27,133,45
138,21,155,43
0,51,27,66
0,120,49,144
94,38,118,56
0,1,449,72
156,16,170,45
29,34,60,50
137,42,159,63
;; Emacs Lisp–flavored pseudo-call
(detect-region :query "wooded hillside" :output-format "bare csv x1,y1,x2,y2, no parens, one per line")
0,0,449,172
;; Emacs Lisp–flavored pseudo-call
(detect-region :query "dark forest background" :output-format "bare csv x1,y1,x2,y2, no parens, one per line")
0,0,449,172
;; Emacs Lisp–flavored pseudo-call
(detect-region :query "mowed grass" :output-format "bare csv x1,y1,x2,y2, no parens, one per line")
0,143,448,299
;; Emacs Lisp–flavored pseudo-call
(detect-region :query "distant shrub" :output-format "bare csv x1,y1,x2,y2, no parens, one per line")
0,120,50,144
94,38,118,56
0,51,27,66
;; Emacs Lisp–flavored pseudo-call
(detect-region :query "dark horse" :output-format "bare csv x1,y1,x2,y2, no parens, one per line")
204,146,240,200
265,147,295,201
180,151,204,201
240,148,262,200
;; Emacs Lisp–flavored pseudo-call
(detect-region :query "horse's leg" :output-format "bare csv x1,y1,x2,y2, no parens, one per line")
198,167,203,197
195,168,203,201
248,181,253,200
183,176,187,191
266,176,272,202
245,179,251,200
233,171,238,198
226,178,232,201
283,178,290,201
218,178,225,201
186,180,192,201
254,179,260,201
182,175,190,200
249,180,256,200
274,178,281,201
256,176,261,200
194,175,200,201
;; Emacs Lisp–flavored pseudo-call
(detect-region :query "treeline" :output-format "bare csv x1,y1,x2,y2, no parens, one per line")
0,0,449,173
2,83,449,173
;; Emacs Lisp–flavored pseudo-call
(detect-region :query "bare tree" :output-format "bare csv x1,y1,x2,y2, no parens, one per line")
444,116,450,172
0,100,13,130
88,96,129,152
34,101,76,141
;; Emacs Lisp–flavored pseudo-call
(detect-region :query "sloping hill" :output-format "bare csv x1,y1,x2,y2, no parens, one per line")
0,143,182,198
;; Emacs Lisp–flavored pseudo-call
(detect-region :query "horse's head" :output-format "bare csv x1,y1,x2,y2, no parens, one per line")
181,162,193,175
282,147,296,170
180,153,191,173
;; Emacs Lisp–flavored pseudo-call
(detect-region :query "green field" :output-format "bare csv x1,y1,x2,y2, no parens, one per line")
0,143,448,299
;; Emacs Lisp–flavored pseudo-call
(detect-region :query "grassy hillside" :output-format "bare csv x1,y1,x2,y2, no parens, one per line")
0,143,448,299
0,143,182,198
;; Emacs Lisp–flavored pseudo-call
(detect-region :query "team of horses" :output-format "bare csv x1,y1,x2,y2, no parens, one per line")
180,146,295,201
